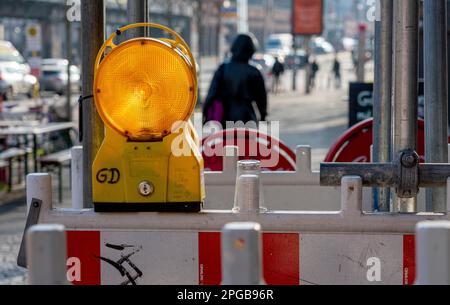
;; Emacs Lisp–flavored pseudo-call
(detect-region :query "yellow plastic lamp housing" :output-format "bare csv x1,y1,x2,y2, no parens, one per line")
92,23,204,213
94,24,197,141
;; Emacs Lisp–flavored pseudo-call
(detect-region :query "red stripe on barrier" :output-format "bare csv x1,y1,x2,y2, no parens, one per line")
198,232,300,285
403,235,416,285
263,233,300,285
66,231,101,285
198,232,221,285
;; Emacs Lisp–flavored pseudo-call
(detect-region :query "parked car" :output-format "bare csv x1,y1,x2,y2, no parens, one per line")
251,53,276,72
0,40,37,100
310,37,335,55
0,40,29,72
39,58,81,95
251,53,276,89
285,49,308,70
0,61,37,100
265,34,293,58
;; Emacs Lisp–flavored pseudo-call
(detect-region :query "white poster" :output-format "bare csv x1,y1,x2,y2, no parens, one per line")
26,24,42,53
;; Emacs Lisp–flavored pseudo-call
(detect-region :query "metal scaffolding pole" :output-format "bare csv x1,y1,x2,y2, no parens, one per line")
216,0,223,60
356,25,367,83
237,0,249,33
127,0,149,37
393,0,419,213
195,0,203,102
66,17,72,122
304,36,311,94
292,38,298,91
81,0,105,209
424,0,448,213
373,0,394,212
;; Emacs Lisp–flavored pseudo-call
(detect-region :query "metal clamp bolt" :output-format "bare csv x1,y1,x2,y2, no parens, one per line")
401,152,418,168
396,149,420,198
138,181,154,197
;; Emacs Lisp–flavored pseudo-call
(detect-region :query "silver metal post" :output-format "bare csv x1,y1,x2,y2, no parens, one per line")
195,0,203,101
221,222,264,285
233,175,261,214
416,221,450,285
341,176,363,216
26,224,68,285
393,0,419,213
292,38,298,91
81,0,105,209
71,146,83,210
424,0,449,213
304,36,311,94
356,24,367,83
447,177,450,212
233,160,266,213
127,0,148,37
66,17,72,121
237,0,249,33
373,0,394,212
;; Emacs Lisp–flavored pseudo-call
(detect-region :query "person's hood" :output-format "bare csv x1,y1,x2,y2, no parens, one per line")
231,34,258,62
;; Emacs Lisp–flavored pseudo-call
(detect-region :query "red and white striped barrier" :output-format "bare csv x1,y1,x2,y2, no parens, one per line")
21,149,450,285
64,229,416,285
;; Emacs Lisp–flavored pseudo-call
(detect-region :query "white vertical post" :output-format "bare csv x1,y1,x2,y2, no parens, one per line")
26,224,68,285
233,174,261,213
296,146,312,174
341,176,363,216
221,222,264,285
71,146,83,210
223,145,239,178
237,0,249,33
415,221,450,285
26,173,52,212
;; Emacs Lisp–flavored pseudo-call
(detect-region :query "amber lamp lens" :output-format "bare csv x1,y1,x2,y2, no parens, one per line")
95,39,196,141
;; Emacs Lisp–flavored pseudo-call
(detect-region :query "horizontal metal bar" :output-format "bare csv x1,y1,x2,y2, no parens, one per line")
320,163,398,187
321,163,450,188
40,209,447,235
419,165,450,187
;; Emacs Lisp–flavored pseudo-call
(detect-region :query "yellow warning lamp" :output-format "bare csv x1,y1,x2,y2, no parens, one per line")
92,23,205,212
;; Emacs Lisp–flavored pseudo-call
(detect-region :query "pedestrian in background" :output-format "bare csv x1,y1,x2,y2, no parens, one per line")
309,59,320,91
203,33,268,126
271,56,285,94
332,55,341,89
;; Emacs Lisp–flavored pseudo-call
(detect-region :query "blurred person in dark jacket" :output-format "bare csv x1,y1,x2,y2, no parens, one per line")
332,55,341,88
271,56,285,94
309,59,320,91
202,33,268,126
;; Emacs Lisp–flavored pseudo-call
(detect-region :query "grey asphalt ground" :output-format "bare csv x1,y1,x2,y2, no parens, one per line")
0,51,369,284
0,197,27,284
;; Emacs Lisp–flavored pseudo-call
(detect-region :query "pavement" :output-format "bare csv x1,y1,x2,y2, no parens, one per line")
270,51,359,169
0,51,369,284
0,197,27,285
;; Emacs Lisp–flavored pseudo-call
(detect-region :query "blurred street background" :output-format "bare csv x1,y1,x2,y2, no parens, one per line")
0,0,375,284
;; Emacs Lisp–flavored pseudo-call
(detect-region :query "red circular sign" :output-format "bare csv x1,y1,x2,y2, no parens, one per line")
325,118,449,163
202,129,296,171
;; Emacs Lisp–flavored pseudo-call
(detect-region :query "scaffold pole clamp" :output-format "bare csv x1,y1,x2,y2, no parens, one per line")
321,149,450,206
